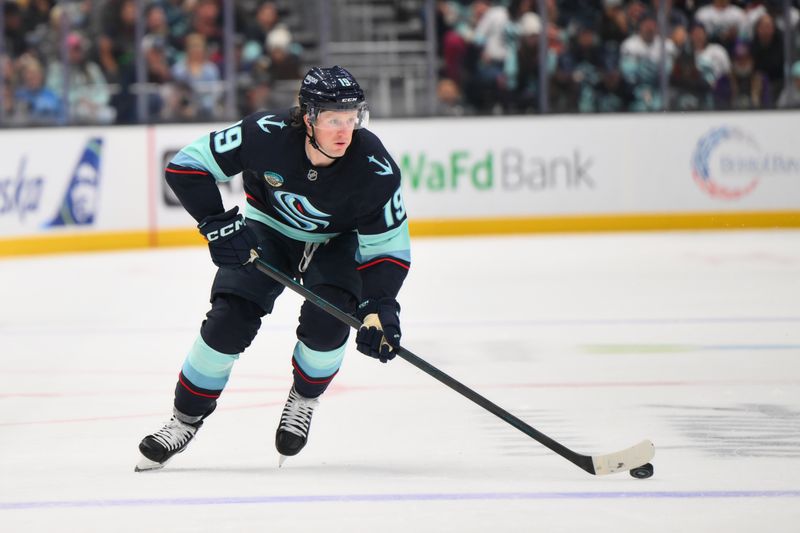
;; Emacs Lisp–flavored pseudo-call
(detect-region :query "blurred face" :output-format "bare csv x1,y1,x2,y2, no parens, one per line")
690,26,707,50
186,36,206,61
23,65,44,89
305,110,357,159
671,26,687,49
257,3,278,29
147,6,166,31
121,0,136,25
756,15,774,43
640,19,657,43
577,29,595,49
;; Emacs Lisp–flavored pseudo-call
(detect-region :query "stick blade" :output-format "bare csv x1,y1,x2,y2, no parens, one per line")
591,439,655,476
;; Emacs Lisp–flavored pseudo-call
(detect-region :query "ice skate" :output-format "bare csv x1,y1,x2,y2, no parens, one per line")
135,415,204,472
275,386,319,466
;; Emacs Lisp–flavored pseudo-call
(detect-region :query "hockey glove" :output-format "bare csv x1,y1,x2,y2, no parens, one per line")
198,206,259,268
355,298,401,363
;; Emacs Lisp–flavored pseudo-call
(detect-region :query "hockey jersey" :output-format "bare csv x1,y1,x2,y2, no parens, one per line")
165,109,410,301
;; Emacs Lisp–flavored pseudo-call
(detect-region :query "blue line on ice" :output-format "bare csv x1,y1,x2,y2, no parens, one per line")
3,490,800,510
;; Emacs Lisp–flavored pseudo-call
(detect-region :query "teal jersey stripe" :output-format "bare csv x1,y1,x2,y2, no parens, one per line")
171,134,233,183
356,219,411,264
181,335,240,390
293,340,345,378
245,203,339,243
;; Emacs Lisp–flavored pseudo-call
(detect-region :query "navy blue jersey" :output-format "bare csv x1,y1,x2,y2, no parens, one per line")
165,109,410,301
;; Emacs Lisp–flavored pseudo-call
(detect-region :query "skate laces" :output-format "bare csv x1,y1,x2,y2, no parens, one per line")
279,388,319,438
150,417,198,451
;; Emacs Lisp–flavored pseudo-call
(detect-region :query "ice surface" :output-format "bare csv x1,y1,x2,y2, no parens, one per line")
1,230,799,532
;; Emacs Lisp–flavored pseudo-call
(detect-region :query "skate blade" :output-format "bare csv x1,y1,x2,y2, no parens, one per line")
278,455,288,468
135,455,165,472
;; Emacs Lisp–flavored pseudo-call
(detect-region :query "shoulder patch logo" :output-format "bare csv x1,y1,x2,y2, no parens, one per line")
257,115,287,133
263,171,284,188
367,155,393,176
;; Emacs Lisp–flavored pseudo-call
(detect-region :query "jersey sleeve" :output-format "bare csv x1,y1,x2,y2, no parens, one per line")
355,143,411,301
164,116,256,222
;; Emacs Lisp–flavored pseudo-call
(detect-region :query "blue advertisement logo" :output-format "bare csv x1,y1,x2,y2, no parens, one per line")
47,138,103,227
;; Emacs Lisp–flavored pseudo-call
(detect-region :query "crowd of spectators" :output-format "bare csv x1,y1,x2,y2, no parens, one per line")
2,0,800,126
1,0,302,125
434,0,800,114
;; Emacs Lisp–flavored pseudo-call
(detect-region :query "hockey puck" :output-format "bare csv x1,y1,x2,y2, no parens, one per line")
629,463,654,479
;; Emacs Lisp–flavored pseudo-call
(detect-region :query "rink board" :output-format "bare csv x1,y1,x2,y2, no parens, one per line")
1,112,798,256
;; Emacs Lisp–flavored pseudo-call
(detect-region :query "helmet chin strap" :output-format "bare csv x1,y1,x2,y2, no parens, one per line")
307,124,343,161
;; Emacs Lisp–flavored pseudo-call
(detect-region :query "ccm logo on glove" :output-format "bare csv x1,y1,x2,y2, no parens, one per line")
198,206,259,268
204,219,246,242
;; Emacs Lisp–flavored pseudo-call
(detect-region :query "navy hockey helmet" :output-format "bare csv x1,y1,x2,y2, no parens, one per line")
299,66,369,130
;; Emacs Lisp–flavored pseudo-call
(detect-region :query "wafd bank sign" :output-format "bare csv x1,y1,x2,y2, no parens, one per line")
370,113,800,219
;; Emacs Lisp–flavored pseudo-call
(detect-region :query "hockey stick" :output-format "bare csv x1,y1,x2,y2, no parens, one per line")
250,254,655,476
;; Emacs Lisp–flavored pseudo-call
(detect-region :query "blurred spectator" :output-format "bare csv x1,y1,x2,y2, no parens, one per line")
160,80,199,121
508,0,535,21
620,12,677,111
690,22,731,87
98,0,138,122
625,1,648,31
141,35,174,119
172,32,221,118
776,61,800,109
750,13,784,105
508,11,553,112
469,0,511,112
160,0,192,41
653,0,690,33
98,0,137,83
144,3,181,65
438,1,471,85
14,55,62,123
4,2,28,58
670,39,712,110
46,31,115,124
552,24,605,112
237,69,271,117
716,41,771,110
2,81,18,123
265,26,301,81
740,1,799,41
244,2,286,51
436,77,467,115
582,59,635,112
188,0,224,67
21,0,55,37
24,4,65,67
693,0,745,50
2,54,24,124
598,0,630,50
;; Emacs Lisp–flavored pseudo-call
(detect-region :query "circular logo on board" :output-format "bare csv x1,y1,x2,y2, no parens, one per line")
263,171,284,188
691,127,760,200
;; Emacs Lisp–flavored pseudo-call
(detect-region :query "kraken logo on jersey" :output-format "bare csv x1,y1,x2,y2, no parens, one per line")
273,191,331,231
263,171,284,188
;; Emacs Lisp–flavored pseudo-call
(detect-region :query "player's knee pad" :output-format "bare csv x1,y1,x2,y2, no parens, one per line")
200,293,265,355
296,285,356,351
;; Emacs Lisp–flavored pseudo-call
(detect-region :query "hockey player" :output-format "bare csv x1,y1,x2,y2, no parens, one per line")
135,66,410,471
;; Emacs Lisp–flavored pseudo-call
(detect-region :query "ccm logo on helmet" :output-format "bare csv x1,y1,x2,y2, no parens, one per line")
205,219,245,242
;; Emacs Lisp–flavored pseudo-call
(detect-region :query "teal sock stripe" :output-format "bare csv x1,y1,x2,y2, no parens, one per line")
181,335,240,391
293,341,345,378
